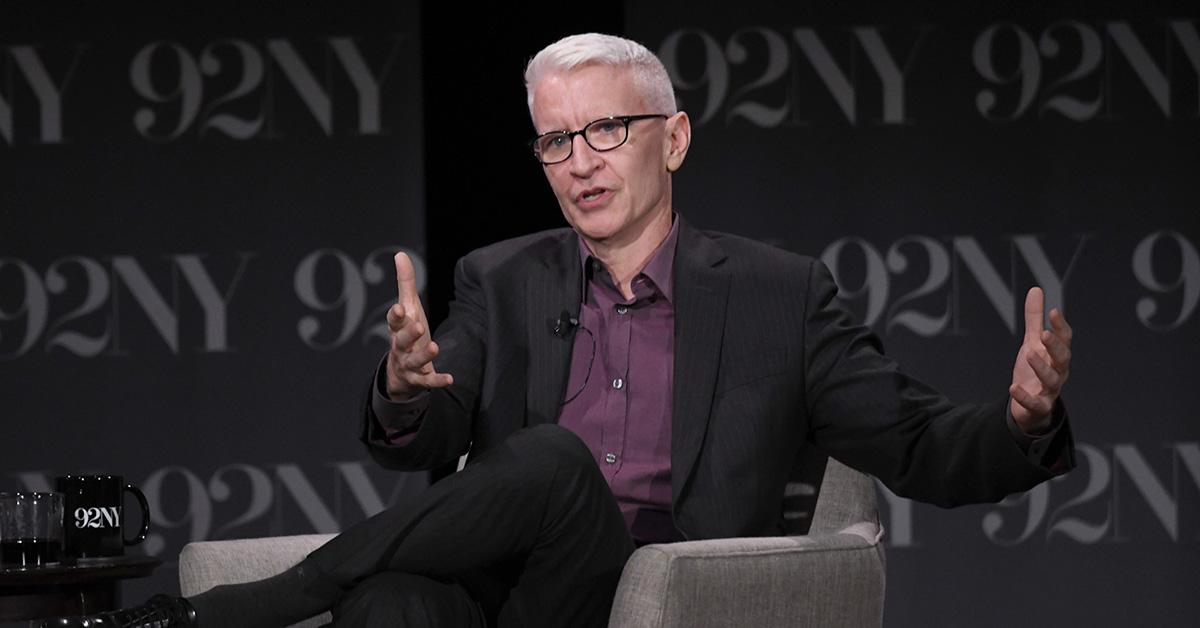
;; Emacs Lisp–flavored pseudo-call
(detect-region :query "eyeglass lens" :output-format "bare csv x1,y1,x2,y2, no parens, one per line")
535,118,629,164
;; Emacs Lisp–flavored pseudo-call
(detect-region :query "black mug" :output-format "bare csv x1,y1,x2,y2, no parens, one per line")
54,475,150,559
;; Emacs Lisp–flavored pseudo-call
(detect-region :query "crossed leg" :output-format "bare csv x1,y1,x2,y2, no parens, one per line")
193,424,635,628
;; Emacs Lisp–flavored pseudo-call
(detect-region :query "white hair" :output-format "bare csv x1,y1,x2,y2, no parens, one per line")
524,33,678,117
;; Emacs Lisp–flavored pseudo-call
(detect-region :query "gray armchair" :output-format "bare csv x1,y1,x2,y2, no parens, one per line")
178,457,885,627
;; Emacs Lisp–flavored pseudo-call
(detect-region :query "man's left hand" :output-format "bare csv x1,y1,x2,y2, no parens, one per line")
1009,287,1074,434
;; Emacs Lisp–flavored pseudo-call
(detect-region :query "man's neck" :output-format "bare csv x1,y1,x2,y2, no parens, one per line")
583,209,673,300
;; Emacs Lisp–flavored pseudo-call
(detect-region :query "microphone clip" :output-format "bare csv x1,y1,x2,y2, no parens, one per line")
553,310,579,338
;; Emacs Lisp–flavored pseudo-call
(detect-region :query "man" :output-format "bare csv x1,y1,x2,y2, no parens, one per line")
48,32,1074,628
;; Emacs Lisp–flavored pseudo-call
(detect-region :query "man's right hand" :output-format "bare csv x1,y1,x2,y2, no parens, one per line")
385,252,454,400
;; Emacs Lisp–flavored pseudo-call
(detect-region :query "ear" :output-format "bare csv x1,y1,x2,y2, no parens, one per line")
663,111,691,172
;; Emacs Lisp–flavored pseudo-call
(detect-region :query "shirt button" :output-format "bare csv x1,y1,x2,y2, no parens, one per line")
605,453,617,464
612,378,624,390
615,305,628,315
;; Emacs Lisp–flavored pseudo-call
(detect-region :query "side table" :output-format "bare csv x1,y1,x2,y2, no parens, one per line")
0,555,161,623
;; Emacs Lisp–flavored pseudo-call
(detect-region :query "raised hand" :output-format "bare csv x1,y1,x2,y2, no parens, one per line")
1009,287,1073,434
385,252,453,399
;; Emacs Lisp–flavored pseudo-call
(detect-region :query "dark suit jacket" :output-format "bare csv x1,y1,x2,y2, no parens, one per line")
361,216,1074,541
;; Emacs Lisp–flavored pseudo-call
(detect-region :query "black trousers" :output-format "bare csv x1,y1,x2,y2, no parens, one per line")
304,424,636,627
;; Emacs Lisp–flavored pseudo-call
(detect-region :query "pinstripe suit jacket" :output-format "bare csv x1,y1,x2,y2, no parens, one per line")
360,216,1072,541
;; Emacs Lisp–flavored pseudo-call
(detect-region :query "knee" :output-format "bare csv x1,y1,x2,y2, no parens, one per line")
516,424,595,469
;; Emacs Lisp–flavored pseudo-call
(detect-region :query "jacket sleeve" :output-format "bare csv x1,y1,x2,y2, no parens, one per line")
358,254,489,471
802,259,1076,507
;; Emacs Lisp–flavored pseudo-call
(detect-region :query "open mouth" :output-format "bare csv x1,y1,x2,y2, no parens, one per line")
578,187,609,203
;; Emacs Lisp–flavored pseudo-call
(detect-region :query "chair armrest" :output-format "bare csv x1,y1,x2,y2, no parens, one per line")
178,534,337,628
609,527,885,628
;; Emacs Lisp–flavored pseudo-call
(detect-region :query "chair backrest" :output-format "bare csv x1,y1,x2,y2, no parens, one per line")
810,456,882,541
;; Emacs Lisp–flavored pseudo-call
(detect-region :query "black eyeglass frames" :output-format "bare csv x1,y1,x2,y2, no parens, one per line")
530,114,669,165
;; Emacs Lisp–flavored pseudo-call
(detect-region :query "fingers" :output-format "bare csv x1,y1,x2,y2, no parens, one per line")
1049,307,1073,343
1039,306,1073,371
1012,293,1074,427
394,252,421,310
1009,383,1052,418
392,363,453,390
385,256,449,398
388,304,425,347
1025,351,1065,394
387,301,433,368
388,362,454,395
1022,287,1045,342
386,338,454,396
399,338,440,371
410,371,454,389
385,293,451,397
386,302,407,332
1041,328,1071,369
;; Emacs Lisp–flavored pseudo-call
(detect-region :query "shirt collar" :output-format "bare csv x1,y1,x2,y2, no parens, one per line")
577,212,679,304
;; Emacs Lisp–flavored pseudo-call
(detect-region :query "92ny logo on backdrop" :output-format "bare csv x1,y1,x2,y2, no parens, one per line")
655,19,1199,127
1,231,1195,359
819,230,1198,336
0,247,424,358
0,35,409,146
879,441,1200,547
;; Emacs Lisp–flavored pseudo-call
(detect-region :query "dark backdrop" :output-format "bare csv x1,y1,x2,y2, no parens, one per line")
3,2,1197,626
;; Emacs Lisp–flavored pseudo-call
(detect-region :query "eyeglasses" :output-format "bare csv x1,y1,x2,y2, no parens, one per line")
530,114,669,165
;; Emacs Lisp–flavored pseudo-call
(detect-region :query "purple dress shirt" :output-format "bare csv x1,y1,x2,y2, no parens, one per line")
371,218,684,545
554,218,682,546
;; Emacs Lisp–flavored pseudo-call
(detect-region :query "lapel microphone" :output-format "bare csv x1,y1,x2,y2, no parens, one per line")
553,310,579,338
555,309,596,404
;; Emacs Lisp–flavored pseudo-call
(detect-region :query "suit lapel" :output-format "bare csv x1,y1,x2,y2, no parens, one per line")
671,220,730,507
525,234,582,425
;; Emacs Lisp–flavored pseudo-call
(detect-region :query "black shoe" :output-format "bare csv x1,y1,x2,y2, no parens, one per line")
39,594,198,627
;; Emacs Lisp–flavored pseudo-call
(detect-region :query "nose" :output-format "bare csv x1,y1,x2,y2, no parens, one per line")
566,134,602,177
